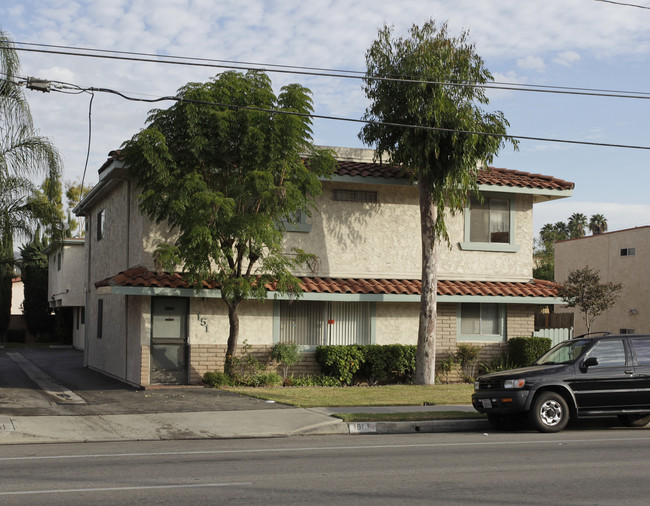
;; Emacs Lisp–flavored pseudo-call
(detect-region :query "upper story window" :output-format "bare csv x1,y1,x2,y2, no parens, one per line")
460,195,519,253
470,197,510,243
620,247,636,257
281,209,311,233
97,209,105,241
332,189,378,203
57,252,61,271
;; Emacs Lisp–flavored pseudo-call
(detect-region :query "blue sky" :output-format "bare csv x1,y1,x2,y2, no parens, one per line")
2,0,650,237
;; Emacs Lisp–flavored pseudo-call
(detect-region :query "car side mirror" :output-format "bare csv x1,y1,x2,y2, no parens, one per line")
580,357,598,372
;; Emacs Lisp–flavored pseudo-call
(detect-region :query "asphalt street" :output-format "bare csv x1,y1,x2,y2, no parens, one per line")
2,432,650,505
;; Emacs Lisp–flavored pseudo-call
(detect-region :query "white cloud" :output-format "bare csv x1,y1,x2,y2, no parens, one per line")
517,55,546,72
553,50,581,67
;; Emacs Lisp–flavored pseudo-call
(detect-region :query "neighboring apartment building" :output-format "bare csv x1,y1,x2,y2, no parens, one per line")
555,226,650,336
74,147,573,387
46,238,86,349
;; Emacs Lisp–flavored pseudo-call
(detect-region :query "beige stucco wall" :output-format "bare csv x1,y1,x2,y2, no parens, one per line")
555,227,650,335
48,241,86,307
189,298,274,346
284,181,534,282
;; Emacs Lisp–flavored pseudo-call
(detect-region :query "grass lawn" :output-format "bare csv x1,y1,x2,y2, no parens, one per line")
227,383,474,408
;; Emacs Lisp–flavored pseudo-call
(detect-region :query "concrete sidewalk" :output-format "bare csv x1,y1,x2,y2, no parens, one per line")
0,348,488,444
0,405,488,445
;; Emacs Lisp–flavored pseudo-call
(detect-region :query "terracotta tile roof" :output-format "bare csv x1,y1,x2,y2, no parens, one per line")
100,150,573,191
96,267,560,298
335,161,574,191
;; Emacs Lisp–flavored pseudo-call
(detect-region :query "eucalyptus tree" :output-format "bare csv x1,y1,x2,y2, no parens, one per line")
359,21,516,384
122,70,336,374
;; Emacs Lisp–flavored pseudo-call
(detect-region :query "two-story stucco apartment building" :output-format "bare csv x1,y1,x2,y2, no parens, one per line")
555,226,650,336
73,146,573,387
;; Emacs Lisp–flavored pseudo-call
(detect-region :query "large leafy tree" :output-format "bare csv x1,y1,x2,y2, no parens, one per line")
558,266,622,334
0,31,62,335
359,21,516,384
122,70,336,374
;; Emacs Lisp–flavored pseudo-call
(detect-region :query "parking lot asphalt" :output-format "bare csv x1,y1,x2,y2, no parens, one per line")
0,347,292,417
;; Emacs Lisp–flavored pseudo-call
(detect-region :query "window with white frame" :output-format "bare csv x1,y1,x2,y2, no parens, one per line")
458,303,505,341
278,300,372,346
620,247,636,257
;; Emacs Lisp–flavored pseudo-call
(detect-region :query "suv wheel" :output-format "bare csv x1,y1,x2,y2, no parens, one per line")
618,414,650,428
530,392,569,433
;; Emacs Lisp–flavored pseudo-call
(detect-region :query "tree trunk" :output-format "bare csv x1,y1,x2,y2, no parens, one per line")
414,181,438,385
224,298,242,376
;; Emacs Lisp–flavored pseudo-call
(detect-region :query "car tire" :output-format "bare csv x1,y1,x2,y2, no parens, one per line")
530,392,569,433
618,414,650,428
487,413,526,431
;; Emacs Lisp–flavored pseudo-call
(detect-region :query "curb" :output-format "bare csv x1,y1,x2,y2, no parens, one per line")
346,419,490,434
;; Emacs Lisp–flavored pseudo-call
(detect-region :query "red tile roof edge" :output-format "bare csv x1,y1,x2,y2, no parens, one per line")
99,150,574,192
97,267,561,298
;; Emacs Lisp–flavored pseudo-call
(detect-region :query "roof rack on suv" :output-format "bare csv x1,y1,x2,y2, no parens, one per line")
573,331,612,339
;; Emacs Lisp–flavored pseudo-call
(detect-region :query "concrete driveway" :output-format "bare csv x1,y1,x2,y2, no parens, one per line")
0,346,290,417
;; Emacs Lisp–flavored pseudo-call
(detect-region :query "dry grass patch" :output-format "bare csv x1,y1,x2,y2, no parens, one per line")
227,384,474,408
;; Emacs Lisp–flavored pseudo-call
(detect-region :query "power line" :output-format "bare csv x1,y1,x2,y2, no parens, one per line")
5,42,650,101
70,84,650,151
594,0,650,9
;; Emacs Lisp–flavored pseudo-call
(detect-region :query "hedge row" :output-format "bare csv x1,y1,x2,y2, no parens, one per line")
508,336,552,367
315,344,416,385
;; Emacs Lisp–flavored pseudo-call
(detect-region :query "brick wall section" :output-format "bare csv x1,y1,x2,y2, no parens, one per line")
179,303,537,385
188,344,322,383
140,346,150,386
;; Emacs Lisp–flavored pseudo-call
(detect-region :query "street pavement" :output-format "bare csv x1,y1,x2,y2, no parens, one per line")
0,347,486,445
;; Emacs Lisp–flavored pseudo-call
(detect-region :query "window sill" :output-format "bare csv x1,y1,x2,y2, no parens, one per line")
457,335,506,343
283,223,312,233
459,242,520,253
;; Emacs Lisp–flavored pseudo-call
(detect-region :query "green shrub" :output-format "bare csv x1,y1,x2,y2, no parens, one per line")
248,372,283,387
436,355,457,384
316,344,417,385
455,343,481,382
479,353,519,375
315,345,365,385
270,341,301,379
203,371,231,387
508,336,552,367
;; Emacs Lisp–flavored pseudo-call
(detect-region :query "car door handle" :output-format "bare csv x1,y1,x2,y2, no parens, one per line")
624,370,634,374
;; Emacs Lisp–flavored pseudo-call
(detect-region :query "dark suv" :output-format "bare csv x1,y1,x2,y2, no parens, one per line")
472,334,650,432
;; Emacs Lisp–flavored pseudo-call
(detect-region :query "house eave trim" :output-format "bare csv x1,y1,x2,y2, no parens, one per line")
98,286,563,305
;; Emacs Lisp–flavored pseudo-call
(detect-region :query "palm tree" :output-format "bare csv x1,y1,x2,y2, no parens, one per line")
568,212,588,239
1,31,62,335
589,214,608,235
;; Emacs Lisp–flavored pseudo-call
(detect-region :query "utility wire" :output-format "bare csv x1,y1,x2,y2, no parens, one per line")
594,0,650,9
81,85,650,151
5,43,650,100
